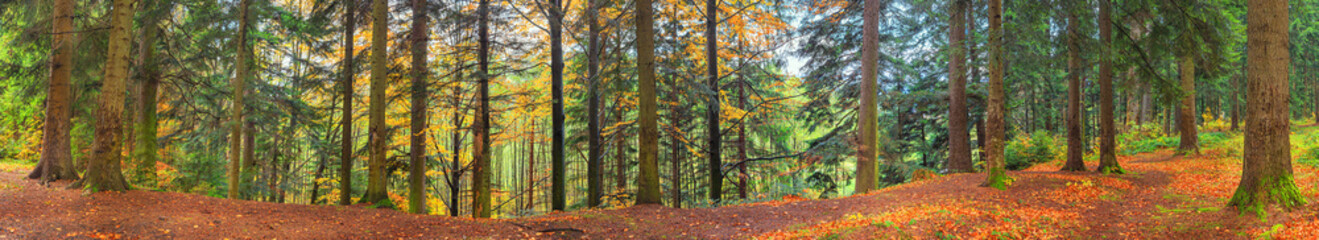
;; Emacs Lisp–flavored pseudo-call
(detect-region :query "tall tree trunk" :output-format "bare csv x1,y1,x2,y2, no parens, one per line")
855,0,880,193
736,85,749,199
226,0,252,198
70,0,135,192
634,0,661,205
549,0,569,210
363,0,391,206
614,105,626,191
1060,10,1086,172
946,0,972,173
1096,0,1122,174
703,0,724,203
981,0,1008,189
339,0,357,206
585,0,603,209
448,78,464,216
408,0,430,214
1229,0,1305,215
1176,54,1199,155
133,16,161,186
527,121,537,211
670,100,684,208
473,0,493,217
243,123,257,199
31,0,80,183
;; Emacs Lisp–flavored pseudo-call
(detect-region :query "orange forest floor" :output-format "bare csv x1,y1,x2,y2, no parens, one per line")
5,138,1319,239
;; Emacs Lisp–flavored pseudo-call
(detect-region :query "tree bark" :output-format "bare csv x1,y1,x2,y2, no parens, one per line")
855,0,880,193
550,0,569,210
363,0,391,207
1229,0,1305,216
946,0,973,173
704,0,724,203
473,0,493,217
408,0,429,214
226,0,252,198
1176,54,1199,155
981,0,1008,188
585,0,603,209
338,0,357,206
1096,0,1122,174
31,0,80,183
1060,10,1086,172
70,0,136,192
634,0,662,205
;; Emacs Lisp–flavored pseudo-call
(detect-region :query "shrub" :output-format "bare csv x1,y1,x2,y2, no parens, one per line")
1005,131,1059,170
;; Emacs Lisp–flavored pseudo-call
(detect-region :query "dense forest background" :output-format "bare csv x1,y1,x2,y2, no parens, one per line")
2,0,1318,219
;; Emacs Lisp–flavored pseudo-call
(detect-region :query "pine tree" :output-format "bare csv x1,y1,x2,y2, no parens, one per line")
70,0,137,192
854,0,881,193
29,0,79,183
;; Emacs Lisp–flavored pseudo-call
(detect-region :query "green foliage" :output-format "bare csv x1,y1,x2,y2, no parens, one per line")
1004,131,1059,170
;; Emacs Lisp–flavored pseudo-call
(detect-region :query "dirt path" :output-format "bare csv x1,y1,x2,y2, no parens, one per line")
1,148,1312,239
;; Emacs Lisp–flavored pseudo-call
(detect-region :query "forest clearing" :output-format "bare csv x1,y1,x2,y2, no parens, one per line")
4,0,1319,238
6,127,1319,239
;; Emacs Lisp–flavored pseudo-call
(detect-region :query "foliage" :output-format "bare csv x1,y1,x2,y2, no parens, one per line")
1004,131,1059,170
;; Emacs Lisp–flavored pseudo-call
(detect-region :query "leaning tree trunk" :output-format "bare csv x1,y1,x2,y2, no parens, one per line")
854,0,881,193
1096,0,1123,174
946,0,973,173
1228,0,1305,216
70,0,136,192
1176,54,1199,155
981,0,1008,188
31,0,80,183
1060,10,1086,172
634,0,662,205
226,0,252,198
407,0,429,214
473,0,493,217
338,0,357,206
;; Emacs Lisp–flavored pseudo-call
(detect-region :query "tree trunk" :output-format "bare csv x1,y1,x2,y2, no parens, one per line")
338,0,357,206
363,0,391,207
736,85,749,199
473,0,493,217
1176,54,1199,155
585,0,603,209
527,121,537,211
549,0,569,210
1060,10,1086,172
855,0,880,193
946,0,973,173
1096,0,1122,174
449,78,464,216
407,0,429,214
670,100,684,208
703,0,724,203
1228,0,1305,216
70,0,136,192
30,0,80,183
614,105,626,191
634,0,662,205
226,0,252,198
133,17,161,186
981,0,1008,189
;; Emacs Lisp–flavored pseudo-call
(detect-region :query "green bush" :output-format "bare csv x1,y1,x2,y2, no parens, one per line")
1005,131,1059,170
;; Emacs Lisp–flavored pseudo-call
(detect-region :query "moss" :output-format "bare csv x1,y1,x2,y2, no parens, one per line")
1227,174,1306,219
1098,164,1125,175
981,167,1010,190
368,197,397,209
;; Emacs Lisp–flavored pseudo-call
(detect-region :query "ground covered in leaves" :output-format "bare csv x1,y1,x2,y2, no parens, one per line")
5,129,1319,239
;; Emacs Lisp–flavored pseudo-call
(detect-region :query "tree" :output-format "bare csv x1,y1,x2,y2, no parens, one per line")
362,0,391,207
634,0,662,205
70,0,136,192
29,0,79,183
704,0,723,203
473,0,494,218
1175,54,1199,155
585,0,604,209
854,0,880,194
1059,9,1086,172
1227,0,1305,216
946,0,972,173
550,0,568,211
408,0,429,214
339,0,358,206
227,0,253,198
981,0,1008,189
1096,0,1123,174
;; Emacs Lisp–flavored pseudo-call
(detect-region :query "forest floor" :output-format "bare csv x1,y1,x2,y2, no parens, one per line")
5,130,1319,239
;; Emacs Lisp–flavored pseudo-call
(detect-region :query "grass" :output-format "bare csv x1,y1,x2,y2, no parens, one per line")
0,158,34,173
